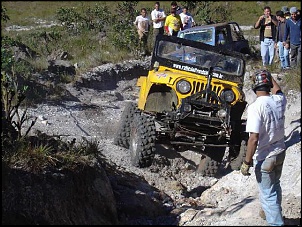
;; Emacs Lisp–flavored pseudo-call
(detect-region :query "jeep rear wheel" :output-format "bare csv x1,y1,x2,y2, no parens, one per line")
130,113,156,167
113,102,137,148
196,147,225,177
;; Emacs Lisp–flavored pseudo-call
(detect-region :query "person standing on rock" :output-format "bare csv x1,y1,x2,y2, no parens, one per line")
275,10,290,70
164,8,183,36
283,6,301,68
134,8,151,56
240,69,287,226
179,6,196,30
171,1,182,15
151,2,166,45
254,6,278,66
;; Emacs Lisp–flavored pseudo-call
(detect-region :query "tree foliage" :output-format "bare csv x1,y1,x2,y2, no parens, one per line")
1,6,10,22
179,1,232,25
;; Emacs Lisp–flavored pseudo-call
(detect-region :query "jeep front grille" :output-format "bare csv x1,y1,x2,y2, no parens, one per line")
191,81,223,103
191,81,222,94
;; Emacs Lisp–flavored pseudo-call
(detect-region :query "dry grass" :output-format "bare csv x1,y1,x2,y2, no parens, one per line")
2,1,301,92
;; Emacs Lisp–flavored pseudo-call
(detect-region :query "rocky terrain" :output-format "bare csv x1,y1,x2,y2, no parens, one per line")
8,56,300,225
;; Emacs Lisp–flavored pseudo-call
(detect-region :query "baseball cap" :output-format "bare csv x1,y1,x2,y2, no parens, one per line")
290,7,297,14
281,6,289,14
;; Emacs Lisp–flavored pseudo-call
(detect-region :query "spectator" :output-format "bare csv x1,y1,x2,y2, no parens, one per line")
275,6,290,63
283,7,301,68
241,69,287,226
297,9,301,20
164,8,183,36
171,1,182,15
281,6,290,19
133,8,151,56
151,2,166,43
254,6,278,66
179,6,195,30
275,10,290,70
217,30,227,45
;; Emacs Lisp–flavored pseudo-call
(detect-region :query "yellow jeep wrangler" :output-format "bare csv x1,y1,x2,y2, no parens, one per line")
114,34,248,177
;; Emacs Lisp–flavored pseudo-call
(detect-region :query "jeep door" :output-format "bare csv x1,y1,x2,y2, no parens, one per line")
228,22,250,55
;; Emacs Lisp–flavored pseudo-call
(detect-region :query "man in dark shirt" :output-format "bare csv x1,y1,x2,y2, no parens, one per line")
171,1,182,15
275,10,290,70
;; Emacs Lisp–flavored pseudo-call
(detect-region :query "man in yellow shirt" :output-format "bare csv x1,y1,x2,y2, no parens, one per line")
164,9,183,36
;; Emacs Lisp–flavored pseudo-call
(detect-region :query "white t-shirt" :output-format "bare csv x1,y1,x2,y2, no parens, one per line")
246,93,287,161
151,9,166,28
133,15,150,32
179,12,195,30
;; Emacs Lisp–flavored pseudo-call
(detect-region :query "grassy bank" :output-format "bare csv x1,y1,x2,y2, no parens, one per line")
2,1,301,89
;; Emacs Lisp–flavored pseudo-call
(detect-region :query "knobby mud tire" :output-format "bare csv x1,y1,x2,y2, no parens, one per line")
129,113,156,168
196,147,225,177
113,102,137,149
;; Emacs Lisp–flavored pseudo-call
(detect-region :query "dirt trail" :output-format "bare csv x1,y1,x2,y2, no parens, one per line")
23,60,301,225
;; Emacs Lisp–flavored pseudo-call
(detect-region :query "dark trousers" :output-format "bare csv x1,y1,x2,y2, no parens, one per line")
153,27,164,44
172,30,179,36
290,44,301,67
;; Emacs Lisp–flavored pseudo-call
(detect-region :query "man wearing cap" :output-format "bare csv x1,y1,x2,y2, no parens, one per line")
283,6,301,68
281,6,290,19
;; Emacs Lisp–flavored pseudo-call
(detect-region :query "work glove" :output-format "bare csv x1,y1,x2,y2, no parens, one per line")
240,160,251,176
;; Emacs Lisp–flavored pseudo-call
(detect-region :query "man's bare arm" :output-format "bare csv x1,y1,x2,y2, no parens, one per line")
245,132,259,164
271,76,282,94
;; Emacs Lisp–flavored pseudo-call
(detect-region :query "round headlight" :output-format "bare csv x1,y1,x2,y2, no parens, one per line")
220,89,235,103
176,80,191,94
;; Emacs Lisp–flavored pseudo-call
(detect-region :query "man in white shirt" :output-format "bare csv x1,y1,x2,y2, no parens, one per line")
240,69,287,226
179,6,195,30
151,2,166,44
134,8,151,56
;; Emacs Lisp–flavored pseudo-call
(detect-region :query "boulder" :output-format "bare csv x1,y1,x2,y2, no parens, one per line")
2,159,119,225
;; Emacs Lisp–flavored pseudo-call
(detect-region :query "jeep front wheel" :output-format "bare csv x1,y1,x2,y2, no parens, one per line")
130,113,156,167
113,102,137,148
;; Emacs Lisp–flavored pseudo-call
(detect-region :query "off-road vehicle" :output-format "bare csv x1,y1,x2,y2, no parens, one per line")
114,34,248,177
178,22,251,56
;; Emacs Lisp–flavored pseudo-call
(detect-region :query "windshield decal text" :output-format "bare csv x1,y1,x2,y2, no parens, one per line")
213,72,223,79
173,63,207,74
172,64,223,78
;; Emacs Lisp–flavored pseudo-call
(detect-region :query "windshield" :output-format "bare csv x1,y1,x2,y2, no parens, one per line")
179,28,214,45
156,40,243,76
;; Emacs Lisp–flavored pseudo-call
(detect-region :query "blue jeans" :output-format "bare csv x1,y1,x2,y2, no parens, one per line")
277,41,290,69
261,38,275,66
254,151,286,226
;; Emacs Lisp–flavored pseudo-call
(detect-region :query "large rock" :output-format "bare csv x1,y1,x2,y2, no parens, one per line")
2,159,119,225
48,59,76,75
